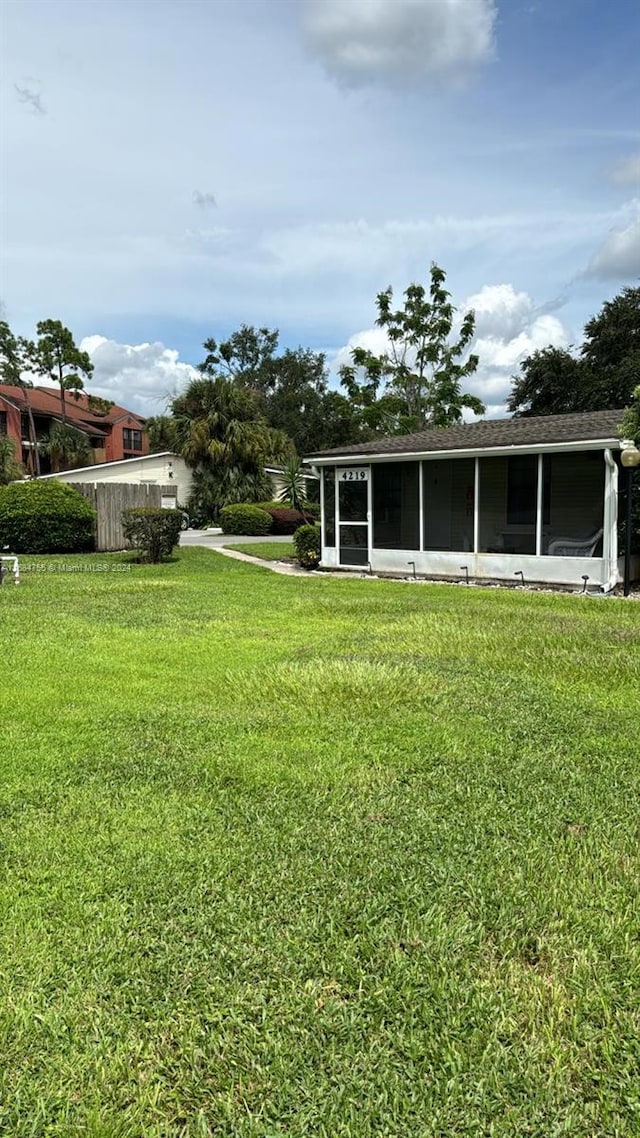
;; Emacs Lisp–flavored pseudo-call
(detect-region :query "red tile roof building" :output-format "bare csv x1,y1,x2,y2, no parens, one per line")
0,384,148,474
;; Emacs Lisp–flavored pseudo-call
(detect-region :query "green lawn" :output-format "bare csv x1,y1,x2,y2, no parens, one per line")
1,548,638,1137
223,541,295,561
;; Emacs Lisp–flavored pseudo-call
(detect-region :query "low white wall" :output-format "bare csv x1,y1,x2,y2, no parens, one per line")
321,546,613,588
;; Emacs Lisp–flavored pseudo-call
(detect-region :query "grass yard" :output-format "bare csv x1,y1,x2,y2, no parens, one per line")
223,541,295,561
0,548,639,1137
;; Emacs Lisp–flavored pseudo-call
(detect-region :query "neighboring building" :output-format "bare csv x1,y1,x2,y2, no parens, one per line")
39,451,193,506
42,457,317,514
0,384,148,473
305,409,637,591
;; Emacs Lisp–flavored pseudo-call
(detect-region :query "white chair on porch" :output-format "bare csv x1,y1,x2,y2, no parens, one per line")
547,528,603,558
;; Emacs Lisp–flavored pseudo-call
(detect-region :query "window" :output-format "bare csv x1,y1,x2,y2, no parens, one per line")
423,458,475,552
372,462,420,550
506,457,551,527
0,411,6,435
322,468,335,547
123,428,142,451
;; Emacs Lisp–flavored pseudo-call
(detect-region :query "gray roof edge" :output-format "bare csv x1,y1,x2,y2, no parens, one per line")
305,410,625,461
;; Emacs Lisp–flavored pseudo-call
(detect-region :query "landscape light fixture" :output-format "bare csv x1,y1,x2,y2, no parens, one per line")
620,439,640,597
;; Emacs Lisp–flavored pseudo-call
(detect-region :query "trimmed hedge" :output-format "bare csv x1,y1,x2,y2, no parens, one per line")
264,507,313,535
122,507,182,563
219,504,273,536
293,524,321,570
0,480,96,553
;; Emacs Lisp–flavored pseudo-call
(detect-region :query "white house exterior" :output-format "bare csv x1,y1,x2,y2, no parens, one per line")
39,452,193,506
306,410,638,592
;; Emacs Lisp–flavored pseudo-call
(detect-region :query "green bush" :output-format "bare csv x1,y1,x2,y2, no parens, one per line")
257,499,320,520
254,500,287,512
0,480,96,553
219,504,273,536
293,524,321,570
121,507,182,563
300,500,320,520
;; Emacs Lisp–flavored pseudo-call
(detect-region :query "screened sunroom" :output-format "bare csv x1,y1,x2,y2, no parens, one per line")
306,410,635,591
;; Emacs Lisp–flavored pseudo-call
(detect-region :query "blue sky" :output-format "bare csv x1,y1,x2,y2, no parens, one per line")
1,0,639,418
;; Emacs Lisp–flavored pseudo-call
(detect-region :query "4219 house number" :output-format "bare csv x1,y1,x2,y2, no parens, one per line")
339,468,368,482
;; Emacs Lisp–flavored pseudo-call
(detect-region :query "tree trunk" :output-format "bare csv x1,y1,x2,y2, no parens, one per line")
23,387,40,477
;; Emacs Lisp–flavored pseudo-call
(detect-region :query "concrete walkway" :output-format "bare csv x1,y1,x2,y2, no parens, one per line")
179,530,312,576
179,530,293,549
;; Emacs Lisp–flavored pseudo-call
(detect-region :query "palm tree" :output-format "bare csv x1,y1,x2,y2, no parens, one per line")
171,376,293,519
38,422,92,472
0,436,23,484
277,456,308,511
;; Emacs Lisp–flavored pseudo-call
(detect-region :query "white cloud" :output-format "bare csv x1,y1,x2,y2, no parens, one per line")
584,213,640,280
611,153,640,187
330,284,572,418
465,284,534,342
303,0,496,87
79,336,199,418
464,293,571,414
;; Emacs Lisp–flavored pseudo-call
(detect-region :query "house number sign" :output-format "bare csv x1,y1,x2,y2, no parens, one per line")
338,468,368,482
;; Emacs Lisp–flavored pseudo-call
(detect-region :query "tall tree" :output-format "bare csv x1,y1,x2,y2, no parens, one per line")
509,286,640,417
507,347,585,417
0,320,40,476
581,286,640,409
29,320,94,425
170,376,292,519
199,325,278,387
197,325,336,454
146,414,179,454
339,264,485,434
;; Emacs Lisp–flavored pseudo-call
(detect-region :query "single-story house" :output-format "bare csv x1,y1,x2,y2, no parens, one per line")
305,409,638,591
40,455,318,516
38,451,192,506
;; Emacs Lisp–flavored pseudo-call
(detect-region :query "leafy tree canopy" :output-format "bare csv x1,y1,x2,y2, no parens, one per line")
29,319,94,423
509,286,640,417
197,325,341,454
339,264,485,434
620,385,640,444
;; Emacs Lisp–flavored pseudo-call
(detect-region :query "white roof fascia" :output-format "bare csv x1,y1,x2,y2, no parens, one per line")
305,438,620,466
37,451,179,478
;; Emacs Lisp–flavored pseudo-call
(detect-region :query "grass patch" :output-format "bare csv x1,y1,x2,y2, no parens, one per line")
223,540,296,561
0,548,639,1136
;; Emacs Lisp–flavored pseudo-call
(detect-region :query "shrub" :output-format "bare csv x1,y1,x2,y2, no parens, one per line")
293,524,321,570
263,507,312,535
300,500,320,520
256,499,320,522
219,504,273,536
0,480,96,553
121,507,183,563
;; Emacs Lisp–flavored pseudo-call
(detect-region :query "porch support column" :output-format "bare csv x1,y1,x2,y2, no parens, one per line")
418,460,424,552
473,457,480,553
334,467,339,553
535,453,544,557
319,466,325,553
602,448,618,572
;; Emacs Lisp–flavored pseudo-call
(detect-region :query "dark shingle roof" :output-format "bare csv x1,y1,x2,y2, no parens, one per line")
307,410,625,460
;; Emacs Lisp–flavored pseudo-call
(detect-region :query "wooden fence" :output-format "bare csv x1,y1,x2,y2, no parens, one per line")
69,483,177,551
